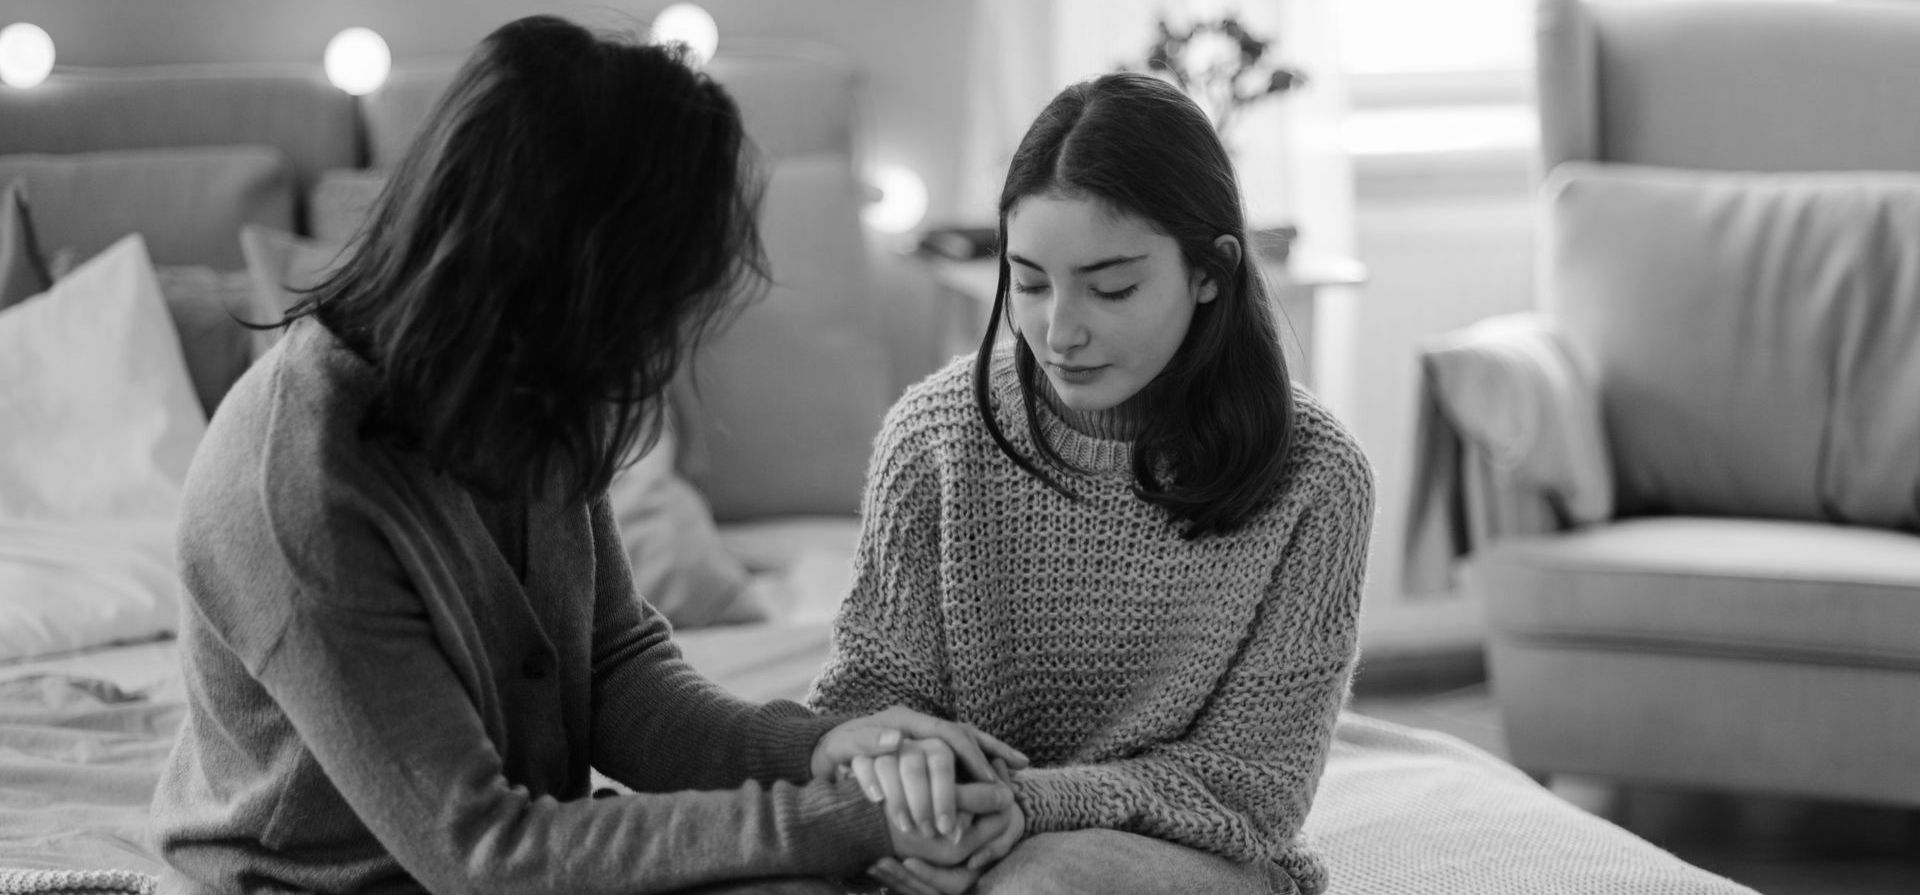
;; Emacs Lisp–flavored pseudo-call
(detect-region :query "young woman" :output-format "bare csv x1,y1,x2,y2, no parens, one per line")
150,16,1024,895
809,72,1374,895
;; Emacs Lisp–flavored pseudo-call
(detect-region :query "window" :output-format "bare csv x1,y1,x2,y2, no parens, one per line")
1336,0,1536,157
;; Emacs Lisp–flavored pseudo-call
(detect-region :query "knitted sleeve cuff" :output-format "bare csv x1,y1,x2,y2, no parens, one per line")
789,775,896,876
1010,765,1126,835
744,700,843,784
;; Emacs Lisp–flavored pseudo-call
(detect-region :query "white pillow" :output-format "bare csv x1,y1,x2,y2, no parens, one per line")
0,235,204,662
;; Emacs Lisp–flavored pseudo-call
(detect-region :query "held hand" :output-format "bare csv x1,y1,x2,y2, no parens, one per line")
867,856,978,895
848,737,960,838
964,761,1025,873
886,781,1012,867
813,707,1030,788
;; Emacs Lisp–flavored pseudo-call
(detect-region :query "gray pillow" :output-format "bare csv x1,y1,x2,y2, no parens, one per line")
0,146,294,269
0,179,50,311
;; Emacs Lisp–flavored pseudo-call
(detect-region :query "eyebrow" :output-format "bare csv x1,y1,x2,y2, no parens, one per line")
1007,253,1148,275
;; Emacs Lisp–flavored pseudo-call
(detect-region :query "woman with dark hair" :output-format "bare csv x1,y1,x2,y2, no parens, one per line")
809,72,1374,895
150,15,1025,895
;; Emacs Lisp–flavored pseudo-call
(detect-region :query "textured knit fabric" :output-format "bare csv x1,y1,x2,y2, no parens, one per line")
0,868,155,894
152,320,892,895
808,351,1374,895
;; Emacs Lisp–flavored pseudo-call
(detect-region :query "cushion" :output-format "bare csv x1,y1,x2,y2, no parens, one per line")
307,168,388,244
1472,516,1920,664
0,146,295,269
238,224,346,358
1419,313,1613,527
607,418,771,628
0,180,50,311
152,266,263,419
1544,162,1920,529
0,235,204,662
676,155,892,521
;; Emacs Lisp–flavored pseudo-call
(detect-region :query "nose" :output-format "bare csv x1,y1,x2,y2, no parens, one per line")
1045,293,1089,356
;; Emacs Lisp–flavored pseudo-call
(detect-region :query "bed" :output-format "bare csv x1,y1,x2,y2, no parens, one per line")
0,36,1756,895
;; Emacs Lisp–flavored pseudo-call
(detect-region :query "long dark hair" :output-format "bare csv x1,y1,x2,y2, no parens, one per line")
973,72,1295,540
287,15,766,503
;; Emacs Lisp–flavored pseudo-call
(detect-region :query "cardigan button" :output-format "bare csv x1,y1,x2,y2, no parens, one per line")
521,653,550,680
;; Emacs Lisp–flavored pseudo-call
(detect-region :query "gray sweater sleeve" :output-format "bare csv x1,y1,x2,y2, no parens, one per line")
226,490,890,894
582,496,847,793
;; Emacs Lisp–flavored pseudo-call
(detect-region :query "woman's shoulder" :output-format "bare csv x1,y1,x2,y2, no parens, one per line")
187,321,400,526
877,352,991,451
1280,386,1375,503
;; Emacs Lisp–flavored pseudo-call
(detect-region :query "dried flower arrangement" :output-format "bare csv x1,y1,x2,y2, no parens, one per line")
1129,10,1308,138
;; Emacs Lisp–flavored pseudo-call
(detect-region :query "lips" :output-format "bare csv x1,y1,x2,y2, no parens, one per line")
1047,362,1107,384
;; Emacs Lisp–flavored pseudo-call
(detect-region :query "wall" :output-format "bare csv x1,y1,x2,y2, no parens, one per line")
1,0,977,225
1340,144,1538,651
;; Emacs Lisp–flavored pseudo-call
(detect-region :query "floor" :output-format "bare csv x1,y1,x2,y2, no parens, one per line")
1348,656,1920,895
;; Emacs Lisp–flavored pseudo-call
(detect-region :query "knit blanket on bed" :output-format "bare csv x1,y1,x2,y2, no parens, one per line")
0,869,154,895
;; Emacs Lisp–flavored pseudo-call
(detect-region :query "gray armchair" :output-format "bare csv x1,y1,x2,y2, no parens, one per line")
1406,0,1920,805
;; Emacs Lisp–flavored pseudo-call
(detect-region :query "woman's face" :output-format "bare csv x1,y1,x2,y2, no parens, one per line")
1004,195,1217,412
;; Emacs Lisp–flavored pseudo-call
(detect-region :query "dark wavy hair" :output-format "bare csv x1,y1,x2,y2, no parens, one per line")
973,71,1295,539
285,15,766,504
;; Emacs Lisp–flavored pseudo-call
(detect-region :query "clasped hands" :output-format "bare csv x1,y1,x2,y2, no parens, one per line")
815,708,1030,894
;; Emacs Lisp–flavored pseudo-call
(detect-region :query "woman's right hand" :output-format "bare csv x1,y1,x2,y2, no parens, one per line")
875,781,1014,893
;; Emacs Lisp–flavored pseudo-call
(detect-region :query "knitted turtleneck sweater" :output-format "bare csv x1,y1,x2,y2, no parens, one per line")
807,351,1374,895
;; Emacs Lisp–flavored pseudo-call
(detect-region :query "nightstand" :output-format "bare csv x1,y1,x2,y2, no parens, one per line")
917,248,1365,389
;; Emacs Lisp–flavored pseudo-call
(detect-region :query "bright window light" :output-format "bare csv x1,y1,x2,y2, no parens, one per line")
1338,0,1531,74
1342,105,1537,156
0,23,55,89
651,4,719,68
325,27,391,96
863,165,929,235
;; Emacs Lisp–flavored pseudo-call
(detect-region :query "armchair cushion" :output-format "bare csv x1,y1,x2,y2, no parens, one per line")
1544,162,1920,530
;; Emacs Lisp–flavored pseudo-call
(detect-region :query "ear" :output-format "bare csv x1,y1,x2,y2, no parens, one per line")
1192,234,1242,304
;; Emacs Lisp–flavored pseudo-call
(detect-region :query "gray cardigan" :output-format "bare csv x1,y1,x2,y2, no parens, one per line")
152,321,890,894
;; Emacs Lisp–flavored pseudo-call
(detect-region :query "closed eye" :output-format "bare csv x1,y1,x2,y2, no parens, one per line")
1012,281,1050,295
1092,284,1139,300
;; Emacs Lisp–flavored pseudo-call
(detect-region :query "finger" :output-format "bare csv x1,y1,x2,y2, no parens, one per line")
962,722,1032,769
882,711,1000,784
851,755,883,803
869,858,939,895
953,781,1014,815
925,742,958,838
968,810,1021,871
901,857,979,895
898,745,936,838
851,725,903,756
953,804,1011,855
874,753,910,834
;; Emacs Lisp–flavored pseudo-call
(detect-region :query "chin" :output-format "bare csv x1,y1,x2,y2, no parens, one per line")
1047,378,1121,413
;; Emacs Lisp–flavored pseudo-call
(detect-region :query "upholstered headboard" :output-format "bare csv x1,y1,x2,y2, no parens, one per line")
1536,0,1920,173
364,39,863,168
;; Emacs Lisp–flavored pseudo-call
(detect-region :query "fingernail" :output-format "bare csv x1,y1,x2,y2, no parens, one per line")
894,814,911,833
879,730,901,748
937,814,954,836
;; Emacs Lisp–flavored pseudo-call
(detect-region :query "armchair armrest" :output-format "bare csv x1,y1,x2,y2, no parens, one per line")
1403,313,1614,593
